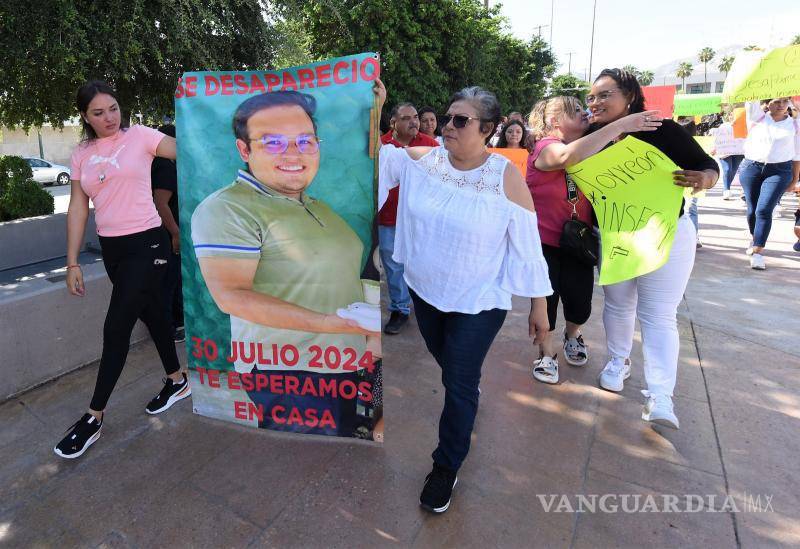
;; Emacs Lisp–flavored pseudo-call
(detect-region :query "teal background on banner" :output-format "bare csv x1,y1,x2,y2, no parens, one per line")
176,53,377,373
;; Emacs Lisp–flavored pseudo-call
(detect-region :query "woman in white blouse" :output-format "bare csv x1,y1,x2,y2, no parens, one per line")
740,98,800,270
376,81,553,514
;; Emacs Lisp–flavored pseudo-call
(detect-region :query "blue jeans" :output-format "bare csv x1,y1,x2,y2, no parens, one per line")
411,290,507,472
378,225,411,314
720,155,743,191
738,159,793,247
688,197,699,232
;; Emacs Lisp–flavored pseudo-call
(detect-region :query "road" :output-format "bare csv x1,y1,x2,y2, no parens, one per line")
45,183,72,214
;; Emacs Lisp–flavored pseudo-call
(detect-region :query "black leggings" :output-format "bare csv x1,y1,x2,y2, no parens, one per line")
541,244,594,332
90,227,180,411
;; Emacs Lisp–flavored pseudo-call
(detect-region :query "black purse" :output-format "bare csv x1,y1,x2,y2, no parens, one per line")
559,174,599,266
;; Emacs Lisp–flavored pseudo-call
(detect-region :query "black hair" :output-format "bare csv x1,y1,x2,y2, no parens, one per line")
496,119,528,148
232,91,317,145
594,68,645,114
418,106,439,135
390,102,416,119
449,86,501,143
76,80,128,142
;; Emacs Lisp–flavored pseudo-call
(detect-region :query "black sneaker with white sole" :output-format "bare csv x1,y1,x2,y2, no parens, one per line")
145,372,191,414
420,463,458,514
173,326,185,344
54,413,102,459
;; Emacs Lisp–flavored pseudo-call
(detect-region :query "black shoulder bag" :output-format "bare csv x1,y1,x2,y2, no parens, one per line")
558,174,599,266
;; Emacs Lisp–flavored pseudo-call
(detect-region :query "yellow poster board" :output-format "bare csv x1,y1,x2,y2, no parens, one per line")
722,45,800,103
566,137,682,285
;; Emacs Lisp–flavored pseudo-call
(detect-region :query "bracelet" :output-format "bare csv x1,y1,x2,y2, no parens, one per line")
66,265,81,269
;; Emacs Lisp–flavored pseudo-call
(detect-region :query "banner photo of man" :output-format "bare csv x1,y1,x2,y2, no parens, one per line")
175,53,383,441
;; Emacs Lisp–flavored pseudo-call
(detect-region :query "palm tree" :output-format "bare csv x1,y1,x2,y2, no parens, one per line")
718,55,735,79
639,70,654,86
676,62,693,93
698,47,715,92
622,64,639,77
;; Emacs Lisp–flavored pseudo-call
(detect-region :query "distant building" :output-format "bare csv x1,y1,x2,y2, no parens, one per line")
0,120,81,165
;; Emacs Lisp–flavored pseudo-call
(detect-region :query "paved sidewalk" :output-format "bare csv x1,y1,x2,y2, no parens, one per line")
1,187,798,548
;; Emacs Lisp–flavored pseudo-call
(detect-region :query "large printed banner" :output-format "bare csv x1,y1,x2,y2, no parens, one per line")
642,85,676,119
175,53,383,441
566,137,682,286
673,93,722,116
722,45,800,103
488,148,528,177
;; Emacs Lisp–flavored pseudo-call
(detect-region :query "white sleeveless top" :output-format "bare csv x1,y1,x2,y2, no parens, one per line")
379,144,552,314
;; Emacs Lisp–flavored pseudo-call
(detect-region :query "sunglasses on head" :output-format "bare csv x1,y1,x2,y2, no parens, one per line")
248,133,321,155
442,114,482,129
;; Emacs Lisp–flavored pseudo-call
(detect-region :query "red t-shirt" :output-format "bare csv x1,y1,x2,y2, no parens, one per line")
526,137,592,248
378,131,439,226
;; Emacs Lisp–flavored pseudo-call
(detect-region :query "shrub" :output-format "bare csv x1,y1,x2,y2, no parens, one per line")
0,156,55,221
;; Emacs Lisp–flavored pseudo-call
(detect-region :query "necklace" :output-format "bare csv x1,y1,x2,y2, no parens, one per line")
92,131,123,184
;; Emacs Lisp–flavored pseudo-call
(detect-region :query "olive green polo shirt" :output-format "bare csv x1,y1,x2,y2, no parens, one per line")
191,169,366,373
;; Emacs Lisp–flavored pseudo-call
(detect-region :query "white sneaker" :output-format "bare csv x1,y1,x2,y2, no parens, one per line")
532,355,559,384
745,241,754,256
750,253,766,270
599,358,631,392
642,391,679,429
563,332,589,366
722,190,732,200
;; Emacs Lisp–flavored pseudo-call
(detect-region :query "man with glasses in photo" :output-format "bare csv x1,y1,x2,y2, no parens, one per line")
379,102,439,335
191,90,379,436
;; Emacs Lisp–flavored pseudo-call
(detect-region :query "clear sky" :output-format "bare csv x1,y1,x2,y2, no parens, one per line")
497,0,799,80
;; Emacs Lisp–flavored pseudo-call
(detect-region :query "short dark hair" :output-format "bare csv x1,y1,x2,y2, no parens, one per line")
232,91,317,144
76,80,128,142
496,119,528,148
594,68,645,114
390,102,416,119
449,86,501,143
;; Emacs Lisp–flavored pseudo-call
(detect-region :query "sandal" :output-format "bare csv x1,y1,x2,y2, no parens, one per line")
532,354,559,385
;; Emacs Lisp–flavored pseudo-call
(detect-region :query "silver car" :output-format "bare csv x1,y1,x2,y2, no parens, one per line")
24,157,71,186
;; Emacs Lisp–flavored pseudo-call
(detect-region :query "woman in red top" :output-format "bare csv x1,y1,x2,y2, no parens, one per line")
526,96,659,384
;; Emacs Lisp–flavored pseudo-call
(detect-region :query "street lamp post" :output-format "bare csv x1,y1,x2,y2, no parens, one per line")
588,0,597,82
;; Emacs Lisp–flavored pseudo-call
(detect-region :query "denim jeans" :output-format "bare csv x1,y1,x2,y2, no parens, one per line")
688,197,699,232
738,159,793,247
410,289,507,472
378,225,411,314
719,155,743,191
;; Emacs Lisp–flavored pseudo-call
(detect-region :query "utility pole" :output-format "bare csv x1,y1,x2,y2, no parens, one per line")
588,0,597,82
549,0,554,46
566,52,575,76
533,24,550,38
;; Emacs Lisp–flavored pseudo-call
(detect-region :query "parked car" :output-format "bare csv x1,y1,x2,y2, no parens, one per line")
23,157,71,186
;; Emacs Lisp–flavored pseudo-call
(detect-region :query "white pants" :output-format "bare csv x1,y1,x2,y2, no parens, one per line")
602,215,697,396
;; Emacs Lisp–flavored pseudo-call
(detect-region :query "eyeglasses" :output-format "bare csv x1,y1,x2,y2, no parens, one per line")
442,114,482,129
585,89,620,105
248,133,321,154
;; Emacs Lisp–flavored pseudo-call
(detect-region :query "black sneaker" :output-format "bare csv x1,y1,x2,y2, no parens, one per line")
54,413,102,459
173,326,185,343
420,463,458,514
145,373,191,414
383,311,409,335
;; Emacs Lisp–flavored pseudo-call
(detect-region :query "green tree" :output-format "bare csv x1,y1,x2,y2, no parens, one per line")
718,55,735,78
0,0,277,129
622,64,640,78
698,47,715,91
549,74,589,102
638,70,654,86
676,62,693,93
274,0,555,114
791,35,800,45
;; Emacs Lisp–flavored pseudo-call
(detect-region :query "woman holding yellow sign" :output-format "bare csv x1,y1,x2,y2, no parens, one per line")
586,68,718,429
